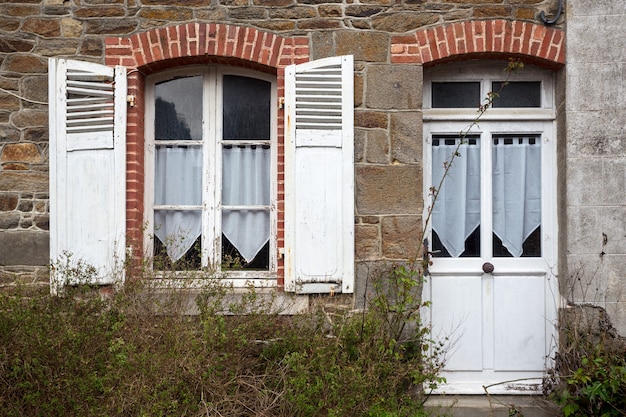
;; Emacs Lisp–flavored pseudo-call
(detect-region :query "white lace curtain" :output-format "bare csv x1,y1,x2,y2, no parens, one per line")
432,136,541,257
154,145,270,263
222,146,270,263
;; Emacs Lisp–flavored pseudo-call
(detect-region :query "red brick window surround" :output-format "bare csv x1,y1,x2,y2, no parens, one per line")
105,23,309,285
391,19,565,69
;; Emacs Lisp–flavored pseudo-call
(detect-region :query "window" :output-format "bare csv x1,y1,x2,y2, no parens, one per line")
49,55,354,294
145,67,277,277
423,62,554,259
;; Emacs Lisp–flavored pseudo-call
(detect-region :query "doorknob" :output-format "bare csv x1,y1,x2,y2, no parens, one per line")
482,262,494,274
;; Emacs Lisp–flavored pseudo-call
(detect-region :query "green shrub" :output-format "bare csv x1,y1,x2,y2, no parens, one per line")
0,269,446,417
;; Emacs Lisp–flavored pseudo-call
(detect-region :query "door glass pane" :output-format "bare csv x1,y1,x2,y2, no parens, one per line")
223,75,271,140
432,82,480,108
155,76,203,140
492,81,541,108
431,135,481,258
492,134,541,257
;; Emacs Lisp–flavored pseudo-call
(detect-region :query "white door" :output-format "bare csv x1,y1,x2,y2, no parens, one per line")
423,64,559,394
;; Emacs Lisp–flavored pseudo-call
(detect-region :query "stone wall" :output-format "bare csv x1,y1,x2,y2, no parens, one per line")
565,0,626,334
0,0,562,289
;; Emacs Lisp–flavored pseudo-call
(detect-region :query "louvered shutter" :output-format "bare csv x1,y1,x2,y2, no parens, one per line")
49,58,127,292
284,55,354,294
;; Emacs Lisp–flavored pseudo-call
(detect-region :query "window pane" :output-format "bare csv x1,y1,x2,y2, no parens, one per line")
222,144,270,269
155,76,203,140
431,135,481,258
492,134,541,257
223,75,271,140
155,146,202,205
492,81,541,108
432,82,480,108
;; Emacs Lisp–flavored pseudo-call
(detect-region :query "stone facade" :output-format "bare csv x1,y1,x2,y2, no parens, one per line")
564,0,626,334
1,0,624,338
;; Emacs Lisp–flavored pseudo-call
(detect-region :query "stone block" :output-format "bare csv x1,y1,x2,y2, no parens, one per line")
566,63,622,112
355,223,380,261
354,128,365,163
365,64,422,110
602,159,626,205
138,8,194,20
365,129,389,164
0,172,48,193
566,206,604,255
0,125,20,143
11,109,48,129
381,215,421,259
390,111,421,165
22,18,62,38
310,31,335,60
1,143,42,164
0,231,49,266
356,165,422,215
370,12,439,33
79,38,104,57
61,18,84,38
0,18,20,32
567,112,626,157
0,92,20,111
600,207,626,254
566,158,602,206
21,75,48,104
269,6,316,19
567,14,626,63
1,54,47,74
0,193,18,211
355,110,388,129
0,37,35,54
85,19,138,35
0,212,20,229
336,31,388,62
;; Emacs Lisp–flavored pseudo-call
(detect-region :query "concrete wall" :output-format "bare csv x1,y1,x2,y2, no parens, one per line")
565,0,626,334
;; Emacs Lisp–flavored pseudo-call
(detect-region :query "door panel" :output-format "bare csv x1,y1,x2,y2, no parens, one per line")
431,275,483,371
493,275,546,371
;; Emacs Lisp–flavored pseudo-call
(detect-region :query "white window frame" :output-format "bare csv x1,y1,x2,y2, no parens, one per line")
144,65,278,286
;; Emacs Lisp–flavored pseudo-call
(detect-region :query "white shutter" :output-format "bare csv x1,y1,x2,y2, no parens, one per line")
49,58,127,292
284,55,354,294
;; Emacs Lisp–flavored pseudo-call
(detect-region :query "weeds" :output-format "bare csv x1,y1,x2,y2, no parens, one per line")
0,272,446,416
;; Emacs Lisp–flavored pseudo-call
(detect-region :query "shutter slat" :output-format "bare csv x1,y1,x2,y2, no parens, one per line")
67,86,114,98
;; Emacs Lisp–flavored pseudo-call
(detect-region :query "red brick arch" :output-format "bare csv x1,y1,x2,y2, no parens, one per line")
103,23,310,272
391,19,565,68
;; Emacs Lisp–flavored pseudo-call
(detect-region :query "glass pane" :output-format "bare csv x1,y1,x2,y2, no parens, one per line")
153,234,201,271
223,75,271,140
155,75,203,140
222,234,270,270
222,145,270,206
155,146,202,205
222,210,270,270
492,81,541,108
492,134,541,257
432,82,480,108
431,135,481,258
